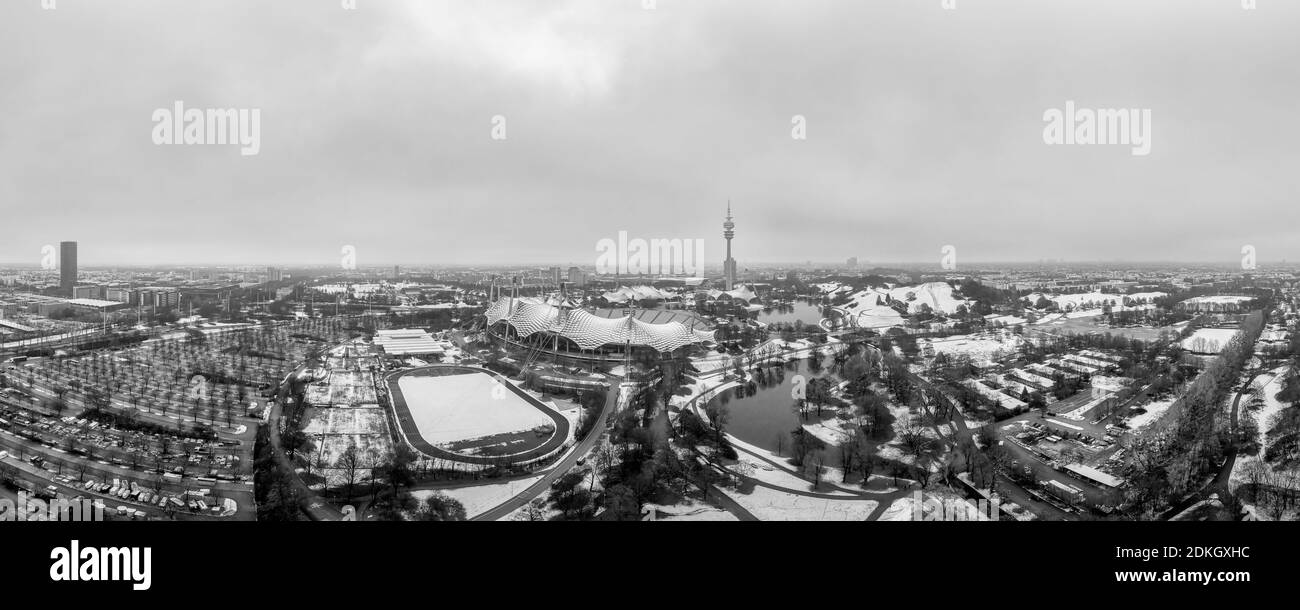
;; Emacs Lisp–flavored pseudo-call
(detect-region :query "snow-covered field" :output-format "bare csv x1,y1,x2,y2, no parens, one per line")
1057,394,1111,421
397,372,552,445
831,281,970,329
303,407,388,436
1181,328,1240,354
984,314,1028,326
1026,291,1162,312
1025,292,1158,323
720,483,878,520
849,305,906,329
1125,292,1168,303
1126,398,1175,432
927,332,1024,365
883,282,969,314
1182,295,1254,307
415,475,544,519
1028,291,1123,310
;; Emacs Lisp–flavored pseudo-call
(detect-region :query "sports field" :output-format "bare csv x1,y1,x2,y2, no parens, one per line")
397,371,551,445
388,366,570,463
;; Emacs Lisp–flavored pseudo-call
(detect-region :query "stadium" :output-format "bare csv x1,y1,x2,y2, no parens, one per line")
481,293,717,368
385,365,571,468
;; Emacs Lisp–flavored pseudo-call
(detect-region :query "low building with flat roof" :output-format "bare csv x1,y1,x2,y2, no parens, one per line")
373,328,448,357
1064,463,1124,488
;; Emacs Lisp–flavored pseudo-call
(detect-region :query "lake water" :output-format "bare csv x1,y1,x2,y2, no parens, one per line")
707,354,843,457
755,299,827,327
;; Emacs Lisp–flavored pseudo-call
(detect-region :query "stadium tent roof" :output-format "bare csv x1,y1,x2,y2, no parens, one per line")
601,285,676,304
486,296,714,352
703,286,758,302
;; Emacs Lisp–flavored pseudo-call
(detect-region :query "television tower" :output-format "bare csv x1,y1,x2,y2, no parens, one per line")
722,201,737,290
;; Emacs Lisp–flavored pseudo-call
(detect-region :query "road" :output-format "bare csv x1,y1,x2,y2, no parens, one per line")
472,381,622,521
895,354,1107,518
265,367,346,521
1158,365,1277,520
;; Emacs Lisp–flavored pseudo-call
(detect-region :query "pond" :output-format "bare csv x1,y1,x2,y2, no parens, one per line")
707,353,844,458
755,299,828,328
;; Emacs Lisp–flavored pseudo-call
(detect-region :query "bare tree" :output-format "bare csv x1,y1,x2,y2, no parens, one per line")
335,444,362,502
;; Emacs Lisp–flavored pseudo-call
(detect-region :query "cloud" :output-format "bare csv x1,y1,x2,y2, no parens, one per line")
1,0,1299,266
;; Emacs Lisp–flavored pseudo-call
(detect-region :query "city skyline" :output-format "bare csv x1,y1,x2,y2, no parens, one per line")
5,205,1299,270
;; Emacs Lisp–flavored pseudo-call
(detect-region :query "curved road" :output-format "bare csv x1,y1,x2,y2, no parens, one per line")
1159,364,1281,520
721,439,916,521
472,382,622,521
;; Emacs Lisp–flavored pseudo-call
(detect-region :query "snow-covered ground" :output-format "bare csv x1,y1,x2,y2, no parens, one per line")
1181,295,1255,307
397,372,553,445
689,350,734,374
734,448,856,496
1025,291,1159,312
1125,291,1168,303
815,281,853,296
1090,375,1131,393
875,488,993,521
883,282,970,315
926,332,1024,365
1180,328,1241,354
1038,292,1121,310
1057,394,1111,421
727,435,857,494
831,282,970,329
413,475,545,519
852,306,906,329
719,483,878,520
1231,366,1292,492
1253,367,1291,447
877,495,918,521
1169,493,1225,521
643,501,739,521
1126,398,1175,432
984,314,1028,327
802,417,853,449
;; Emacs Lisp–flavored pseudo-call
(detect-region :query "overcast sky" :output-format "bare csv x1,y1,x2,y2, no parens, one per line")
2,0,1298,268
